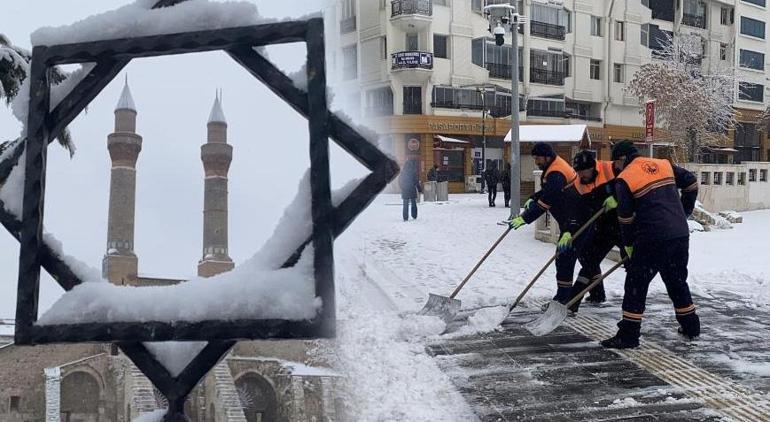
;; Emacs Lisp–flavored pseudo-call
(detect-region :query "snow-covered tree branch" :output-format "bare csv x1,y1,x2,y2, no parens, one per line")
626,33,736,163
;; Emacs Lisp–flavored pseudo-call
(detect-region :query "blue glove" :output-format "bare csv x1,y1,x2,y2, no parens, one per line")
558,232,573,253
508,216,526,230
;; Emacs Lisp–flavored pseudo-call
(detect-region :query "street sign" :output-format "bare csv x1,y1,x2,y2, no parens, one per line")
645,100,655,143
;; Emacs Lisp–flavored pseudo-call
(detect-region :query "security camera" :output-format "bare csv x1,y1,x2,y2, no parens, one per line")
493,24,506,46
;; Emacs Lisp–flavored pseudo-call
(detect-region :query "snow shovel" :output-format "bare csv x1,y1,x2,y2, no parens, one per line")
525,257,628,337
418,227,512,321
507,207,607,313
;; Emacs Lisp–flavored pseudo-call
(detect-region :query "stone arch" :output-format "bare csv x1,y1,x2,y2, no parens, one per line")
234,372,278,422
61,371,101,422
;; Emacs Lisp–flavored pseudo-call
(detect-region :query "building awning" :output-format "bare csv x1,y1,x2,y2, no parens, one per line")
436,135,471,144
505,124,590,146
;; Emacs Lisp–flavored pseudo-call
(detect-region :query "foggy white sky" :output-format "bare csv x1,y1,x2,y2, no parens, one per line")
0,0,368,318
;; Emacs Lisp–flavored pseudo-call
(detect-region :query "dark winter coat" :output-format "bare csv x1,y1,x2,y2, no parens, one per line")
427,167,438,182
521,155,588,234
399,160,422,200
500,167,511,193
483,167,499,187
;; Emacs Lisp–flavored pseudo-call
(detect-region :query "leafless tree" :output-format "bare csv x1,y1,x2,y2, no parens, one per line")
626,32,737,162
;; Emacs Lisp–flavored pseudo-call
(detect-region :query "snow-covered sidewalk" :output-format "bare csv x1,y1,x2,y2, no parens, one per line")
329,193,770,420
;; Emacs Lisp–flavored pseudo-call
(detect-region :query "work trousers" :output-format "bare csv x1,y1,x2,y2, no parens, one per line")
617,236,699,340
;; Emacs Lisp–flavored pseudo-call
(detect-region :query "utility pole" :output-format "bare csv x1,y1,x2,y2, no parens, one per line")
509,0,521,217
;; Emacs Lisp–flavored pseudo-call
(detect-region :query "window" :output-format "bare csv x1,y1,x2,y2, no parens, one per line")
742,0,766,7
9,396,20,412
726,172,735,185
749,169,757,181
735,122,762,163
701,172,711,184
563,54,571,78
682,0,707,29
740,16,765,39
471,0,482,13
340,0,356,33
380,0,387,9
739,172,747,185
380,36,387,60
403,86,422,114
615,21,625,41
739,49,764,70
762,169,769,181
530,49,565,85
591,16,602,36
613,63,623,82
739,82,764,102
434,34,449,59
366,87,393,117
721,7,734,25
406,33,419,51
714,172,723,185
720,43,728,60
342,45,357,80
590,59,601,80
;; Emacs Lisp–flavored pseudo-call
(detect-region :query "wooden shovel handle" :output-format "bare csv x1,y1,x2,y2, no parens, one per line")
564,257,628,309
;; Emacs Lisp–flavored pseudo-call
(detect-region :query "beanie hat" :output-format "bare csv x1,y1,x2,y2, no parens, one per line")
572,150,596,171
611,140,639,161
531,142,556,158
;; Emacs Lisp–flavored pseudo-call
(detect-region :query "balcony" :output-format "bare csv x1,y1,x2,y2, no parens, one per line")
391,0,433,32
682,13,706,29
529,68,565,86
530,21,566,41
485,63,524,82
391,51,433,84
526,109,602,121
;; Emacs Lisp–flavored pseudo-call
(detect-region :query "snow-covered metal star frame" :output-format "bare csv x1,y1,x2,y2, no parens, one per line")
0,6,397,420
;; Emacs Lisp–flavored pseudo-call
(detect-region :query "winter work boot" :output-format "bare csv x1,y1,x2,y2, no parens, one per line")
600,334,639,349
678,327,700,341
585,279,606,304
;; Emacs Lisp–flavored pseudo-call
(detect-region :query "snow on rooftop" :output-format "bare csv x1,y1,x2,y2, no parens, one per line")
144,341,207,377
36,171,365,326
31,0,273,47
0,151,25,218
504,124,590,144
115,79,137,112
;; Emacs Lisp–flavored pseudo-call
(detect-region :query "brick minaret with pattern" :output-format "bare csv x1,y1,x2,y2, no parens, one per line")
198,93,235,277
103,80,141,285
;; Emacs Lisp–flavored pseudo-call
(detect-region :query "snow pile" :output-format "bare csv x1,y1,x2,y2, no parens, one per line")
692,201,732,231
397,315,446,340
688,219,704,232
132,410,166,422
31,0,273,46
144,341,208,377
0,151,24,217
718,210,743,224
444,305,509,338
37,172,364,325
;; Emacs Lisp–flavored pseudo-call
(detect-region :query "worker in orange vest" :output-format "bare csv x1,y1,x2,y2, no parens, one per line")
508,142,591,305
566,150,628,308
601,141,700,349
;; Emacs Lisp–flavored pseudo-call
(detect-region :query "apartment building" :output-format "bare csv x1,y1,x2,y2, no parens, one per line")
326,0,770,195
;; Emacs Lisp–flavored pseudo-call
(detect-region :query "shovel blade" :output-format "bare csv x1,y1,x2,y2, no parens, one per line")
525,301,568,336
417,293,462,321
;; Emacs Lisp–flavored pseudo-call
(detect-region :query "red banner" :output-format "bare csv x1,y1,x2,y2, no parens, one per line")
645,100,655,143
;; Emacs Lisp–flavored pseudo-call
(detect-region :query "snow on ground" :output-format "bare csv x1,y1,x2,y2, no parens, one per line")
329,193,770,420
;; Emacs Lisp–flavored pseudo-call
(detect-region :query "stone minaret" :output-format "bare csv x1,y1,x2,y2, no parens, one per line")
103,80,141,285
198,93,235,277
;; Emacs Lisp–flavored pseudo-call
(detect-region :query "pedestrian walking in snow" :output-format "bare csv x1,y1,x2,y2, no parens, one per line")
565,150,628,309
399,159,422,222
484,165,500,207
500,164,511,208
506,142,591,304
601,141,700,349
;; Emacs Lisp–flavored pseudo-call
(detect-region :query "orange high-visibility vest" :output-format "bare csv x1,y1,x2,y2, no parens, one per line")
617,157,675,198
574,160,615,195
544,155,577,186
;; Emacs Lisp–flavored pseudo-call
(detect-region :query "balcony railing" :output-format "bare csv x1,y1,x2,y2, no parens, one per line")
485,63,524,81
431,101,511,117
340,16,356,33
527,109,602,121
530,21,566,40
392,51,434,70
529,68,565,85
392,0,433,17
682,13,706,29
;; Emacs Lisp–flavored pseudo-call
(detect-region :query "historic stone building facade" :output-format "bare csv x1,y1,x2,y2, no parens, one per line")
0,83,342,422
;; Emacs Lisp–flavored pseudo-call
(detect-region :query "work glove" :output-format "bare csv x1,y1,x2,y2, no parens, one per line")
524,198,533,209
557,232,573,253
508,216,526,230
603,196,618,211
624,246,634,259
